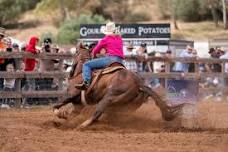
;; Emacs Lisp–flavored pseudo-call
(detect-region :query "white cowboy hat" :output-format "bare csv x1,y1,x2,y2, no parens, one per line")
101,22,117,35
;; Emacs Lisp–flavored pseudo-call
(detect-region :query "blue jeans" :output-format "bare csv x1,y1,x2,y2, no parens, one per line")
82,56,123,84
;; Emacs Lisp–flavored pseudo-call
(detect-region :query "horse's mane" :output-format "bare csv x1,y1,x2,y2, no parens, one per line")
69,43,94,78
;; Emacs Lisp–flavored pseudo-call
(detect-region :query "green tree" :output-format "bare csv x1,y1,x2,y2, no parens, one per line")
0,0,40,25
157,0,171,19
175,0,201,22
222,0,227,29
57,14,107,44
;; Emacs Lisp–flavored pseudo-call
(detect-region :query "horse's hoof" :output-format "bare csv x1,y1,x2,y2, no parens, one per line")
53,109,68,119
77,119,92,130
53,109,60,116
53,105,60,109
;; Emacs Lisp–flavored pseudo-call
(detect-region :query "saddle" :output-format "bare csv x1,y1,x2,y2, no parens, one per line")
79,63,125,105
86,62,125,93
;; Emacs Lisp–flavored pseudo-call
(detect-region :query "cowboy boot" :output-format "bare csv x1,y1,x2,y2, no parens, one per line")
75,81,89,90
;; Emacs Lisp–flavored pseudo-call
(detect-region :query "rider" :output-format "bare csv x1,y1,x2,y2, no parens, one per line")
75,22,124,90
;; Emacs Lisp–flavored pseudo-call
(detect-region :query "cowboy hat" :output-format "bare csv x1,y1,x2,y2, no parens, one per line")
101,22,117,35
0,27,5,36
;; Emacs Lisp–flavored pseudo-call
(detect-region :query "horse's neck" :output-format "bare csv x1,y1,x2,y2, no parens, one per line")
73,58,90,77
71,50,91,78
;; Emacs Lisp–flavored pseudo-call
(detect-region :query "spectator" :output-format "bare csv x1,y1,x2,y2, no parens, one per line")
20,43,26,52
172,45,193,72
164,49,175,72
136,42,148,72
188,49,198,72
153,52,164,73
150,52,164,88
5,37,12,51
1,64,16,108
220,49,228,86
137,42,147,56
207,47,221,72
39,38,56,90
0,28,6,91
165,49,172,58
24,36,39,71
24,36,39,91
3,64,15,91
0,27,6,50
4,38,16,68
12,43,20,52
39,38,55,72
123,42,137,72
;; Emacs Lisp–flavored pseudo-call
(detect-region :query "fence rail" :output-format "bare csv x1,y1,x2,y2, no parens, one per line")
0,52,73,107
0,52,73,59
0,52,228,107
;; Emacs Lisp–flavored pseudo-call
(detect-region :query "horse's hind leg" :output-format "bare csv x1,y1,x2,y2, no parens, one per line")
78,95,111,129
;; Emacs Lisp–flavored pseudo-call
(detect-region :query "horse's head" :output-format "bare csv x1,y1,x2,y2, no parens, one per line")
75,43,92,60
70,43,93,78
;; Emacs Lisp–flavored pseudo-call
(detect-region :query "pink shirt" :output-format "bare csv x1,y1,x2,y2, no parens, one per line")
92,35,124,58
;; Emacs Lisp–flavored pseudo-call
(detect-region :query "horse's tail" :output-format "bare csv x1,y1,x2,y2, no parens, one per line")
140,85,183,121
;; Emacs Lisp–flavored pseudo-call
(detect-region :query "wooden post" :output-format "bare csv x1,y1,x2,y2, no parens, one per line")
58,59,64,103
14,58,22,108
165,61,171,89
194,61,200,102
221,61,225,97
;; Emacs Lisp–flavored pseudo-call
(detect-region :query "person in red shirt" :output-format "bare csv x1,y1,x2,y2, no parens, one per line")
24,36,39,71
24,36,39,91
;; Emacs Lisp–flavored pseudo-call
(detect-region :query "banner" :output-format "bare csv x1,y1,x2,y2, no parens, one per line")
80,24,171,39
166,80,199,106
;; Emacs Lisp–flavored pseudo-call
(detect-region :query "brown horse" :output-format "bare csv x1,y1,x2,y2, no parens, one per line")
53,44,183,129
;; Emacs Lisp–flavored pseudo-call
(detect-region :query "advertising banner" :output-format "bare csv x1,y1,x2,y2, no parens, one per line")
80,24,171,39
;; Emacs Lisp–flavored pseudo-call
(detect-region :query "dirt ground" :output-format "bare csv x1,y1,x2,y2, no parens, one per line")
1,101,228,152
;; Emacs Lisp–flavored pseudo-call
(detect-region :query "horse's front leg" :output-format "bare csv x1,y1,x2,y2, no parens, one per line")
53,96,75,109
78,96,111,129
53,95,81,119
53,89,81,109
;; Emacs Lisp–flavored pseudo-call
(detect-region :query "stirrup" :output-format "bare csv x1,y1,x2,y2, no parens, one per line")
75,82,89,90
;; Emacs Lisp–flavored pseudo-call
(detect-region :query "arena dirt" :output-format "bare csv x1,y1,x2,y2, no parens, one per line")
0,100,228,152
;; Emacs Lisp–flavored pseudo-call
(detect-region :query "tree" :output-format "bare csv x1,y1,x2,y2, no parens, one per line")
222,0,227,29
58,0,70,21
171,0,179,30
57,14,107,44
206,0,219,27
0,0,40,25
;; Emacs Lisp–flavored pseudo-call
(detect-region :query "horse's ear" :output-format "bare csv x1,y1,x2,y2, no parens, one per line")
79,43,84,49
76,42,84,51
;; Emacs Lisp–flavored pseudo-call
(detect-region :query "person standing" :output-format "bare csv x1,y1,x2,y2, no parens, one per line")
172,45,193,72
39,38,56,90
1,63,16,108
136,42,149,72
219,50,228,90
0,27,6,90
24,36,39,90
123,42,137,72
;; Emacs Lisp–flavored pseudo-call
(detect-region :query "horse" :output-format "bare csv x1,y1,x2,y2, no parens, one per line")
53,44,183,129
